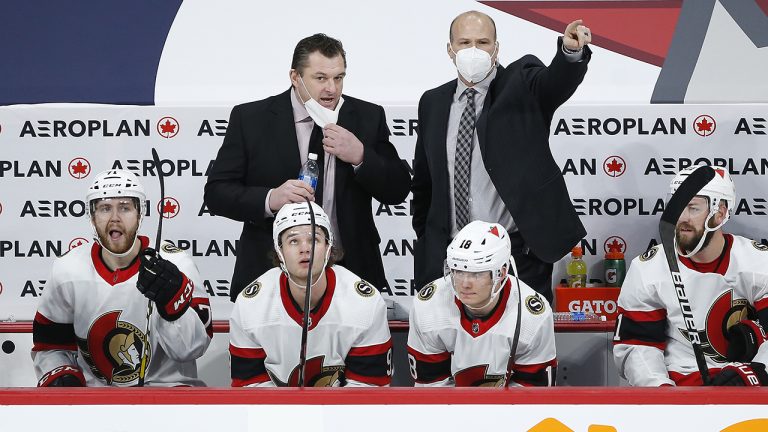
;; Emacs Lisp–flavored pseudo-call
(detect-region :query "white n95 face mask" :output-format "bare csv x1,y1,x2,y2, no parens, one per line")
299,76,344,128
451,43,497,84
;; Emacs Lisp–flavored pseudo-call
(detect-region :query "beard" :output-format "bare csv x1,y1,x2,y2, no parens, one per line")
675,222,714,254
97,224,139,255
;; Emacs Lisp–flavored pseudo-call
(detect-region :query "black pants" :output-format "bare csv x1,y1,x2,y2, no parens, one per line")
508,232,554,304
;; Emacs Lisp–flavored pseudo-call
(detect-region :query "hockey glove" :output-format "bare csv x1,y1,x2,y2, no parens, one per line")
726,319,767,362
38,365,86,387
137,248,193,322
710,362,768,386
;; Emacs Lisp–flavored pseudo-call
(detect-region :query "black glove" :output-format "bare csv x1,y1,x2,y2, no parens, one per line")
710,362,768,386
48,374,85,387
137,248,192,322
726,319,767,362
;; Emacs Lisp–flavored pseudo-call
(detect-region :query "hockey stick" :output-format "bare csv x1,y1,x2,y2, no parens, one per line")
137,148,164,387
659,165,715,385
297,198,316,388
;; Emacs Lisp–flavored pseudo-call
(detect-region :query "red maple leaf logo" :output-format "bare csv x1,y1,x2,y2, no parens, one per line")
696,118,713,132
489,226,500,237
71,160,88,174
606,158,623,174
162,200,177,215
607,239,624,253
160,120,176,134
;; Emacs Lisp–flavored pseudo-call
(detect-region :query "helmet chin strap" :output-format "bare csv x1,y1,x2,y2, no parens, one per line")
676,210,727,258
278,247,332,291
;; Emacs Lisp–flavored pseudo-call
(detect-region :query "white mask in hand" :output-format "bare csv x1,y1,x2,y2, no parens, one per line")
451,43,498,84
299,76,344,128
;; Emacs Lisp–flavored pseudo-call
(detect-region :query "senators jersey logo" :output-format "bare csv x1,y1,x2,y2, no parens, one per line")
269,355,344,387
77,310,149,385
454,364,508,387
679,290,752,363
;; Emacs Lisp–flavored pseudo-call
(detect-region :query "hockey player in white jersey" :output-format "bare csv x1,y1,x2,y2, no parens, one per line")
407,221,556,387
229,202,392,387
32,169,212,387
614,166,768,386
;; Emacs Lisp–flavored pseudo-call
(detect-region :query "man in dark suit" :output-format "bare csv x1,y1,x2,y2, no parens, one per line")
206,33,410,302
412,11,592,303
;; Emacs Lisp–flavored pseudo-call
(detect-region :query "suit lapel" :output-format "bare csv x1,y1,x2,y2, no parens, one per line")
433,83,455,175
477,65,503,155
269,88,302,172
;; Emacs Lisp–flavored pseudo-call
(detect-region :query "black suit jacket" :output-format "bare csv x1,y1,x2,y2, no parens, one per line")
412,39,590,288
206,89,410,301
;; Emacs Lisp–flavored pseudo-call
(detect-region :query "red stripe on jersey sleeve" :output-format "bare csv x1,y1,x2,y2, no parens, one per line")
612,339,667,350
32,342,77,352
619,307,667,322
191,297,213,339
34,312,55,325
407,346,450,363
229,344,266,359
231,374,270,387
513,359,557,374
348,339,392,357
345,370,391,386
669,369,722,386
755,296,768,312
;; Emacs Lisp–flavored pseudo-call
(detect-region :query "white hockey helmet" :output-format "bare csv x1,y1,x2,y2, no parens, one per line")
446,221,511,299
86,169,146,255
272,201,333,249
670,165,736,256
273,202,334,273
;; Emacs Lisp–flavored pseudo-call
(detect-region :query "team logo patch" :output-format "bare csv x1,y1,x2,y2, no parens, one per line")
525,294,545,315
355,280,376,297
639,245,659,262
752,240,768,252
80,311,149,385
417,283,437,301
241,281,261,298
161,242,182,253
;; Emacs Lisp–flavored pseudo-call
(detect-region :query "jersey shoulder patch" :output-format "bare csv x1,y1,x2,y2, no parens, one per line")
751,240,768,252
161,242,183,254
525,294,546,315
639,245,659,262
417,282,437,301
354,280,376,297
241,280,261,299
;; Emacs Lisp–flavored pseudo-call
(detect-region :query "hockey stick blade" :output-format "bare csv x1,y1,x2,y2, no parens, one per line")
658,165,715,385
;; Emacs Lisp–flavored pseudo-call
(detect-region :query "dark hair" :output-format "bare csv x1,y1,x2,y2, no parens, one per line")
291,33,347,74
449,11,497,43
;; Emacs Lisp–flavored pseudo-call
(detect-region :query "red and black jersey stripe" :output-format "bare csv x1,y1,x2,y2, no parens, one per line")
756,297,768,328
511,359,557,387
613,307,668,350
229,345,269,387
345,339,392,386
407,346,451,384
191,297,213,338
32,312,77,352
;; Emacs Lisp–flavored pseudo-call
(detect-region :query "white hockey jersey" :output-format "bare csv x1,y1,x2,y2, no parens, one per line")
614,234,768,386
407,276,557,387
229,265,392,387
32,236,212,387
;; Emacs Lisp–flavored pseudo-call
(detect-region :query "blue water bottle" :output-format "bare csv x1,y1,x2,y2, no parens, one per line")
298,153,319,192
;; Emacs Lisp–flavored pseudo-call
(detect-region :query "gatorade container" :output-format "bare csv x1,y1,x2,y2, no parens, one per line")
566,246,587,288
604,251,626,287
